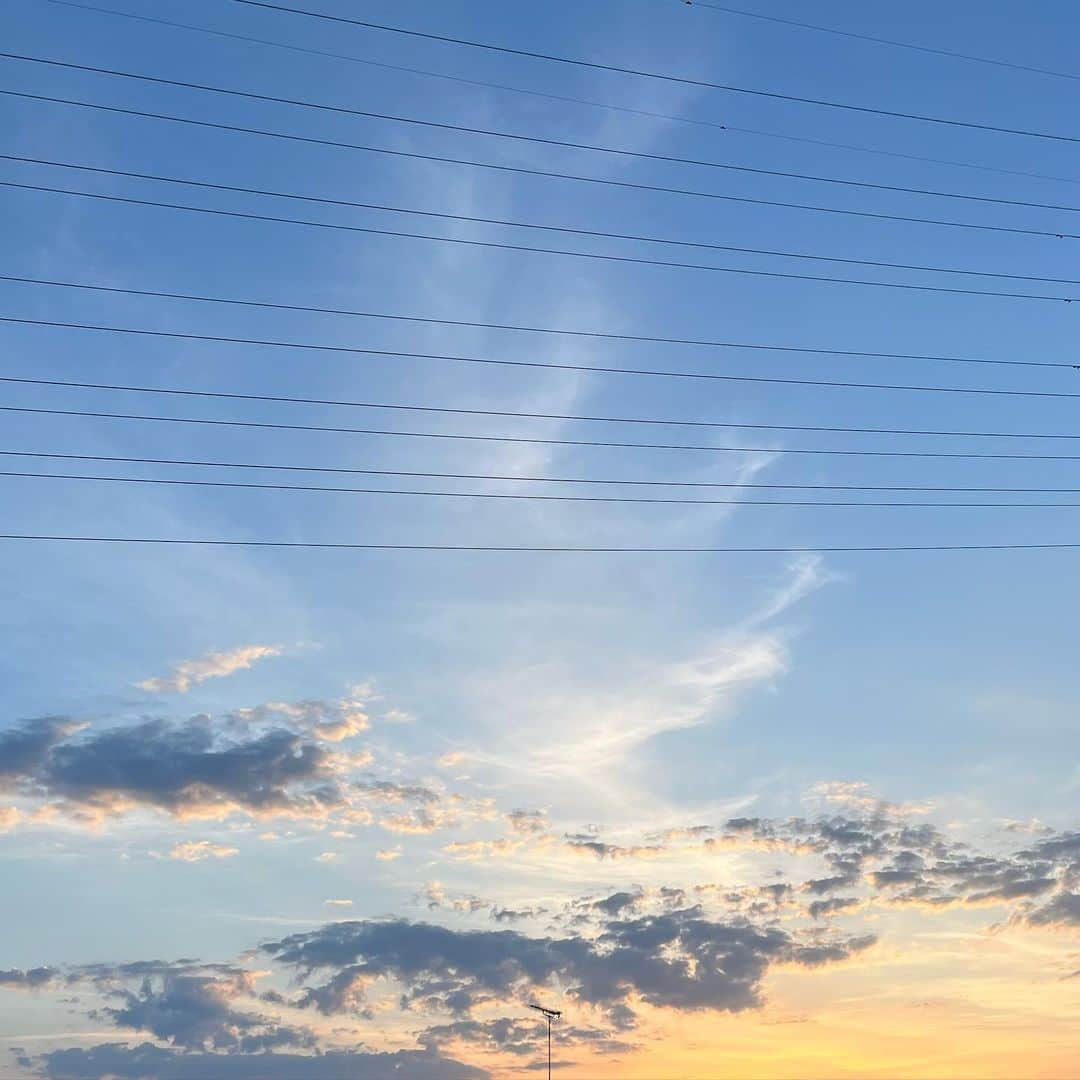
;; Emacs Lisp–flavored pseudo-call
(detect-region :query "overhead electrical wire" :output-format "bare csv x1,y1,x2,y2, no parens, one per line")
9,88,1080,244
13,405,1080,458
42,0,1080,191
10,51,1080,219
6,533,1080,553
7,179,1078,304
10,449,1080,494
10,154,1080,292
9,469,1080,509
2,311,1071,378
680,1,1080,84
11,373,1080,441
231,0,1080,146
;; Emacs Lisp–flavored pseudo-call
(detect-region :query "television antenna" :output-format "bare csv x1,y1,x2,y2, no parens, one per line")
527,1002,562,1079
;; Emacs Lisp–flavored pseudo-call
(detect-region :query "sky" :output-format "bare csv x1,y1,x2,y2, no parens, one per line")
0,0,1078,1076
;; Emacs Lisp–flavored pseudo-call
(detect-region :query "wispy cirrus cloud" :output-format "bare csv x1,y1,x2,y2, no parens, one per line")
136,645,285,694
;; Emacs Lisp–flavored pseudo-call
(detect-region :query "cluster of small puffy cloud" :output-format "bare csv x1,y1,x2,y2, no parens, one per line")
705,813,1080,928
423,881,548,924
432,796,1079,933
226,689,373,743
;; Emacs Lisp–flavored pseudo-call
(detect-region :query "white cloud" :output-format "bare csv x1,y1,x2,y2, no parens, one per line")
0,807,20,833
136,645,284,694
743,554,837,629
375,847,403,862
168,840,240,863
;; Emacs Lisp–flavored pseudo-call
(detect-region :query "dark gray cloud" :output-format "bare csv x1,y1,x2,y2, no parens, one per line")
1022,892,1080,928
262,910,874,1022
589,891,642,917
803,874,856,896
0,716,343,820
807,897,860,920
0,718,81,786
86,963,314,1053
29,1043,487,1080
562,834,663,860
490,906,547,923
420,1017,632,1058
0,967,60,990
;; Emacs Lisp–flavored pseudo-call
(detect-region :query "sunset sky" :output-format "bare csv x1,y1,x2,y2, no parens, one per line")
1,0,1079,1076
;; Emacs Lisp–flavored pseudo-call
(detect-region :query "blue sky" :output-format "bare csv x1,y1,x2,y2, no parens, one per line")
1,1,1079,1076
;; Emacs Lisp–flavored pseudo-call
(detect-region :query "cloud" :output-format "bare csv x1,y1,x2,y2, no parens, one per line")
443,837,524,860
506,809,548,835
324,899,353,908
136,645,284,694
563,834,665,861
261,911,873,1021
356,781,440,804
702,813,1080,924
168,840,240,863
0,966,60,990
419,1017,633,1058
230,695,371,742
1021,892,1080,928
0,805,20,832
94,964,311,1053
376,846,403,861
423,882,547,923
0,716,348,824
806,780,932,818
808,897,861,920
31,1044,487,1079
0,717,85,785
743,554,835,628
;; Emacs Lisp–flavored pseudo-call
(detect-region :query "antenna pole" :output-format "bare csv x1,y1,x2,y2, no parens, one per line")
547,1012,552,1080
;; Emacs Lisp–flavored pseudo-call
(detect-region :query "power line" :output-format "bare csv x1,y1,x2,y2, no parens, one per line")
11,449,1080,494
10,50,1080,218
43,0,1080,191
10,89,1080,244
681,1,1080,83
8,179,1076,304
4,277,1077,377
13,469,1080,507
6,533,1080,553
231,0,1080,146
11,154,1080,291
12,373,1080,441
12,405,1080,458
